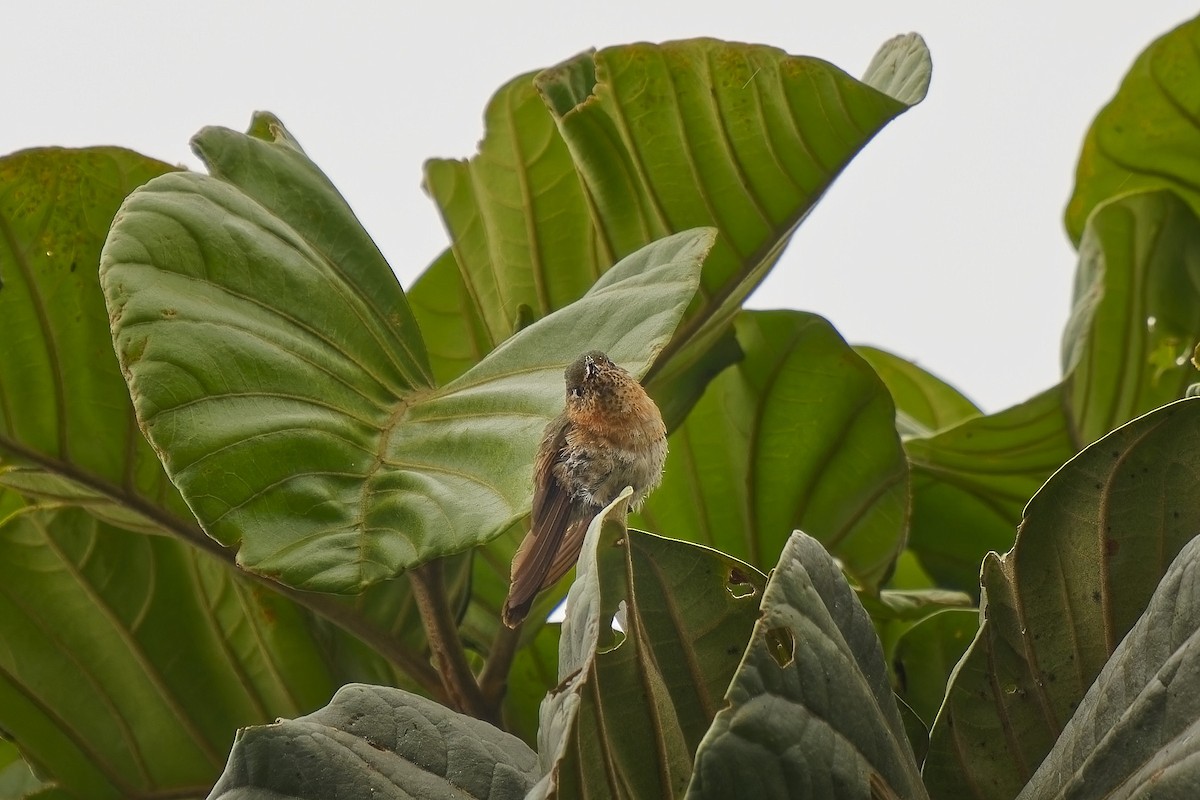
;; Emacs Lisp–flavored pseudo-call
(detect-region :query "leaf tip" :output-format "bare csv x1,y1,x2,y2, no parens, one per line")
862,32,931,106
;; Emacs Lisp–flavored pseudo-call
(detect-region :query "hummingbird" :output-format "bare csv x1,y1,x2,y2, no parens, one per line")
502,350,668,628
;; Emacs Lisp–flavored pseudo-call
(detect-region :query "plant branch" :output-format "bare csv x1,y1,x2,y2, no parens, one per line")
480,620,523,710
410,559,492,721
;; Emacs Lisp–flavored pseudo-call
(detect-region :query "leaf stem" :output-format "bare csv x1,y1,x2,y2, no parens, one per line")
410,560,493,721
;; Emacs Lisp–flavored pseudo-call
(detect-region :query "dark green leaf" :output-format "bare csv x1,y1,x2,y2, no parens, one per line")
1017,535,1200,798
416,36,929,425
209,684,538,800
908,190,1200,592
905,386,1076,592
406,248,492,386
499,623,560,746
0,144,445,794
538,37,930,404
687,532,927,800
923,398,1200,799
423,72,602,351
533,490,767,799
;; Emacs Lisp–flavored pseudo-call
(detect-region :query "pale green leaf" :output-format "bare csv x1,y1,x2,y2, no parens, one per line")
861,33,933,106
0,739,47,799
100,111,713,591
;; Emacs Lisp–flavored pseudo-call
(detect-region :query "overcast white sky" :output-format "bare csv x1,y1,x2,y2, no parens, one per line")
5,2,1196,412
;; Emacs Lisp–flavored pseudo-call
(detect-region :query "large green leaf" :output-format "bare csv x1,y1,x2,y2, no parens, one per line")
1061,190,1200,444
855,346,981,439
686,532,927,800
1065,14,1200,244
0,145,461,794
907,190,1200,591
1017,535,1200,798
635,310,909,590
100,113,713,591
208,684,539,799
538,35,930,394
922,398,1200,800
407,249,492,386
531,490,767,799
422,70,602,355
0,496,341,800
416,35,929,414
0,147,188,535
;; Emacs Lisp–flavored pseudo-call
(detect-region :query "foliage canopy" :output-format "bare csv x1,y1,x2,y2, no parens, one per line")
2,18,1200,800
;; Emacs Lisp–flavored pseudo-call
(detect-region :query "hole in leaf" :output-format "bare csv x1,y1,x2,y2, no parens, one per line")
726,567,756,599
597,624,627,654
596,601,627,653
612,600,627,632
765,626,795,668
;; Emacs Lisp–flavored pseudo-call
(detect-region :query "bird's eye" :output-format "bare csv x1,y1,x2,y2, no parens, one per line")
570,386,583,398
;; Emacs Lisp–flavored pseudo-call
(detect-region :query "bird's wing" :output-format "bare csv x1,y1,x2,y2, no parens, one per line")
504,422,580,627
538,514,591,591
